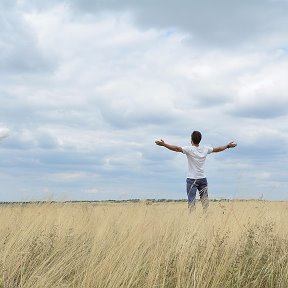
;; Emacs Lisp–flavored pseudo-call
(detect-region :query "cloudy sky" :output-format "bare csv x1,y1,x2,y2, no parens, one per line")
1,0,288,202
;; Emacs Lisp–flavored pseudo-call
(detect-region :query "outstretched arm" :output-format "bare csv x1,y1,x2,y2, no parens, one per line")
155,139,183,153
212,141,237,153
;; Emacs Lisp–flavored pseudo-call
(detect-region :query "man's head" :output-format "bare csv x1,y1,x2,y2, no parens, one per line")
191,131,202,145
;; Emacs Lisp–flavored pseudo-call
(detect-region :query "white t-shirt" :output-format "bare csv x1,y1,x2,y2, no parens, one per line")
182,145,213,179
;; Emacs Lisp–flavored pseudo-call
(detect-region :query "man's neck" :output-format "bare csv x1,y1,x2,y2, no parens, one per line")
192,143,199,147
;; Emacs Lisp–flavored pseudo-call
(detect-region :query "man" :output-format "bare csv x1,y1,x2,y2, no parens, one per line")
155,131,237,211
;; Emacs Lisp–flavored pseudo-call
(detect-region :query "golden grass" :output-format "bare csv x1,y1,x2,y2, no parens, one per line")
1,201,288,287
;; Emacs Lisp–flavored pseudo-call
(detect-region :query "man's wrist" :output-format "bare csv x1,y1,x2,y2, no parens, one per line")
226,144,230,149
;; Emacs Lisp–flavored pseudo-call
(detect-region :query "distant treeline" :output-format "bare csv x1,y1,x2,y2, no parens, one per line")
0,198,267,205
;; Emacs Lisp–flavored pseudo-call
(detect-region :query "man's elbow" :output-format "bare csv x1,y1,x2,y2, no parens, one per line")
176,147,183,153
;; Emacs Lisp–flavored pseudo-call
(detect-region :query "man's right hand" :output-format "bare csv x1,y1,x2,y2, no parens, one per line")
227,142,237,149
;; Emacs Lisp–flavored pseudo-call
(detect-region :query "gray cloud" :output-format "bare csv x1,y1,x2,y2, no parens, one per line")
64,0,288,48
0,3,55,75
232,101,288,119
2,129,59,150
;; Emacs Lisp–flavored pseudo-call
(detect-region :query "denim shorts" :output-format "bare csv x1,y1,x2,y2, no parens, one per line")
186,178,209,206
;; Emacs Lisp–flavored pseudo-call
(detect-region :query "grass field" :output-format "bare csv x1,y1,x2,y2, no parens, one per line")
1,201,288,287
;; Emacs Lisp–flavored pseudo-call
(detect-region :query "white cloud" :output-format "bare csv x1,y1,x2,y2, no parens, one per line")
0,127,10,141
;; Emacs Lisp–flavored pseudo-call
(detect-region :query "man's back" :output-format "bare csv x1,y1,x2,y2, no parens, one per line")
182,145,213,179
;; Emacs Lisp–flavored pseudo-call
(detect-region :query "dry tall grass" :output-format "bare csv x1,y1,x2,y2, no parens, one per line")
1,201,288,288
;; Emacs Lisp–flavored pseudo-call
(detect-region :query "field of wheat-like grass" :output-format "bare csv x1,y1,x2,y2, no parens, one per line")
0,201,288,288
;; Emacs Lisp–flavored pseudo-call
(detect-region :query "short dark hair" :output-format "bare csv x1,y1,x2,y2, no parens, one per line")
191,131,202,144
